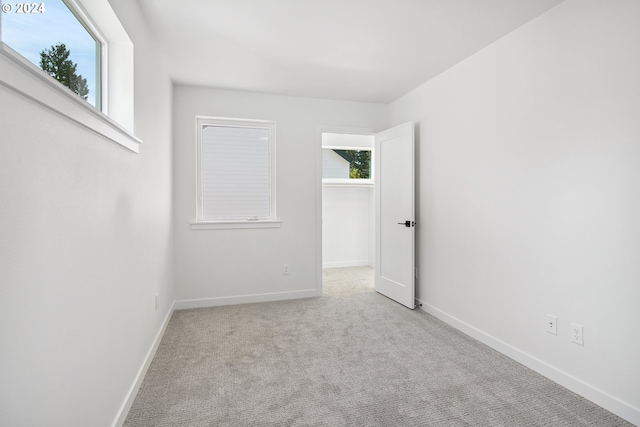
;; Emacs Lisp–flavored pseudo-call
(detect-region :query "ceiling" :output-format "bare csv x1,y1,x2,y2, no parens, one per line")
136,0,564,103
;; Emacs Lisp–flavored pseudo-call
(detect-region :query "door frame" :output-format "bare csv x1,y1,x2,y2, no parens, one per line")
316,126,377,295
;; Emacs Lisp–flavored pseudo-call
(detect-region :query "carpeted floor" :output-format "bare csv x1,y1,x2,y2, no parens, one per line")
124,267,632,426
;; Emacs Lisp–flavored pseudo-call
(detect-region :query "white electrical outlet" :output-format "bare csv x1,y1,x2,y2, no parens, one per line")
282,264,290,275
546,314,557,335
570,323,584,345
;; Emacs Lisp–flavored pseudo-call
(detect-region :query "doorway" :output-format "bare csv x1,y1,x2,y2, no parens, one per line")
320,131,375,294
318,122,415,308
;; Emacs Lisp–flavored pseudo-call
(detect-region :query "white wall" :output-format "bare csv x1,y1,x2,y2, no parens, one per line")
389,0,640,423
173,87,387,305
322,186,373,268
0,1,174,426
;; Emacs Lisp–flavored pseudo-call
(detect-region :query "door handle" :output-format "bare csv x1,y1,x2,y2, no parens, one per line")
397,220,415,227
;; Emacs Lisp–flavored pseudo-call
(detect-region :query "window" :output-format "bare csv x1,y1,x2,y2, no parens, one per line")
322,149,372,179
1,0,102,109
0,0,138,151
193,117,280,229
322,132,374,186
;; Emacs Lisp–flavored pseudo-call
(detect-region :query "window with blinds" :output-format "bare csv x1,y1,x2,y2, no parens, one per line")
196,117,276,224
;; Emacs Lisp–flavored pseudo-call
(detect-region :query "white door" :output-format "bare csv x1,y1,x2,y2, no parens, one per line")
374,122,415,309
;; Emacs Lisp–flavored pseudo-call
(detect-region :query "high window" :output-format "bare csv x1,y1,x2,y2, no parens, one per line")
0,0,138,151
193,117,280,229
1,0,102,109
323,149,372,180
322,132,374,186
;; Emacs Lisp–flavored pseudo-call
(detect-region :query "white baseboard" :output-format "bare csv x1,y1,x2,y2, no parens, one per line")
323,260,369,269
174,289,319,310
111,302,176,427
418,299,640,427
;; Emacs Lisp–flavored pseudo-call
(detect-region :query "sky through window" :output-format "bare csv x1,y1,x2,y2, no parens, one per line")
1,0,99,107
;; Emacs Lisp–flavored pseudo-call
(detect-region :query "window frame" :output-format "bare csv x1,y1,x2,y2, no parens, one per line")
0,0,139,152
64,0,104,111
192,116,281,230
322,145,375,188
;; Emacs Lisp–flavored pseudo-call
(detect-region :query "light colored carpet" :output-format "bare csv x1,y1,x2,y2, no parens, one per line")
124,267,632,426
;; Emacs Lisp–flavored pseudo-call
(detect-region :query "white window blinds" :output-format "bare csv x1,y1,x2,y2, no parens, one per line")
198,118,275,221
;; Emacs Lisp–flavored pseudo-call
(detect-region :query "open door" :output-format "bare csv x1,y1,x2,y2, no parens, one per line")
374,122,415,309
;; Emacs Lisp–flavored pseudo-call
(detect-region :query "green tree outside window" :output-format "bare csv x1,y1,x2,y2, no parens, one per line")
39,43,89,100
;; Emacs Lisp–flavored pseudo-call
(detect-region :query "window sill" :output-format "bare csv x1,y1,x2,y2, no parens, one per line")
0,43,141,153
322,179,374,188
191,220,282,230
